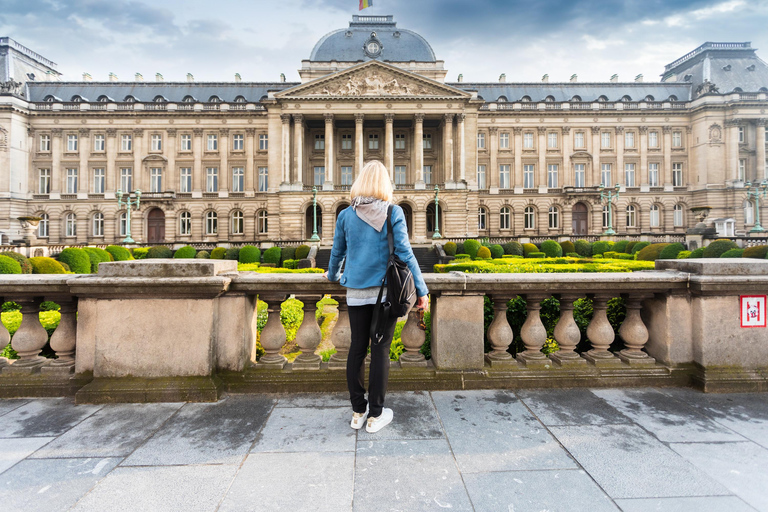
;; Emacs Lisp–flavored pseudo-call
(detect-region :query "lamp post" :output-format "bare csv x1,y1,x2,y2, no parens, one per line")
598,183,621,236
309,186,320,242
745,180,768,233
116,188,141,244
432,185,441,239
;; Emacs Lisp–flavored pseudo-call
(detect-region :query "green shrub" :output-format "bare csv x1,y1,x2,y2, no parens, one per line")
702,239,738,258
604,251,635,260
590,240,612,256
443,242,457,256
456,242,465,255
281,246,296,262
636,243,670,261
503,254,524,259
295,244,311,260
540,240,563,258
454,254,470,260
574,240,592,257
528,252,546,258
225,247,241,260
58,248,91,274
146,245,173,259
83,247,112,272
720,248,744,258
464,239,481,259
58,261,71,272
566,252,581,258
263,247,282,265
659,243,685,260
106,245,133,261
592,254,604,259
631,242,650,254
476,246,492,259
743,245,768,259
625,241,637,254
239,245,261,263
210,247,226,259
560,241,576,254
29,257,66,274
677,250,692,259
174,246,196,259
282,259,298,269
502,241,523,256
132,247,149,260
613,240,629,253
0,252,32,274
0,255,22,274
489,244,504,259
195,250,210,259
688,247,705,259
522,243,538,256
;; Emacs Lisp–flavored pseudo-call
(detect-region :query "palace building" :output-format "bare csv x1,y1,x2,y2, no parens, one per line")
1,16,767,246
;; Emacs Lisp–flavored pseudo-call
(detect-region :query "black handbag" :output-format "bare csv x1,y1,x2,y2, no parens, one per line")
370,205,417,345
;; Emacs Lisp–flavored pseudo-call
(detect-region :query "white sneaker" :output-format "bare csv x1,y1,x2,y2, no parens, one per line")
351,405,368,430
365,408,393,433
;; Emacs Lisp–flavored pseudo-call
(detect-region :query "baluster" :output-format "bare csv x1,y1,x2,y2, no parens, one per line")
400,308,427,367
584,293,622,366
44,298,77,374
618,294,656,365
0,303,9,369
328,295,351,370
293,295,322,370
7,297,49,372
257,294,288,369
550,294,587,366
486,295,517,367
516,293,550,367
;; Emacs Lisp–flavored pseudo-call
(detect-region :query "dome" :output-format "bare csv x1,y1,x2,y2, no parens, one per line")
310,15,436,63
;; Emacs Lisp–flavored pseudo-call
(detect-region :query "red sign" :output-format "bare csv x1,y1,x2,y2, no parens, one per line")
741,295,767,328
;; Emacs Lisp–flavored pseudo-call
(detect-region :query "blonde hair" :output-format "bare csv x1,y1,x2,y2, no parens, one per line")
350,160,393,202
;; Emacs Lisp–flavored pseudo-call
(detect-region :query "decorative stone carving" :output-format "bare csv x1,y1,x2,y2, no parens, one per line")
444,113,454,123
513,127,523,135
618,294,655,365
132,128,143,137
292,114,303,123
106,128,117,137
245,128,256,136
639,126,648,134
324,113,334,123
662,125,672,134
414,113,424,123
583,293,622,366
456,113,465,123
591,126,601,134
384,113,394,123
192,128,204,136
219,128,229,136
615,126,624,134
0,79,23,96
537,127,547,135
280,114,290,124
9,298,49,370
51,128,62,137
328,295,351,370
354,113,365,123
695,80,719,98
166,128,177,137
709,124,723,143
299,68,447,97
47,298,77,371
561,126,570,134
293,296,322,369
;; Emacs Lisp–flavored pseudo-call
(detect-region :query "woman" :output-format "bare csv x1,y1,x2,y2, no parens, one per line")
325,160,429,434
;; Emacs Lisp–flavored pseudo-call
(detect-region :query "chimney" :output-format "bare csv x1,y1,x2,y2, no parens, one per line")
109,72,118,82
570,74,578,83
135,73,143,82
82,72,92,82
499,73,506,83
155,73,163,82
235,73,242,83
186,73,194,82
541,74,549,83
635,74,643,82
280,73,286,83
610,74,618,83
457,73,463,82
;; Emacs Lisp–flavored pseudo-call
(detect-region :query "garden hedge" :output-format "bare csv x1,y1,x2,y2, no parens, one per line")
454,254,470,260
443,242,457,256
702,239,738,258
560,240,576,255
146,246,173,259
132,247,149,259
476,246,492,259
540,240,563,258
173,246,196,258
522,243,538,256
612,240,629,253
574,240,592,257
456,242,465,255
0,252,32,274
677,250,692,259
225,248,240,260
720,248,744,258
210,247,226,259
195,250,211,259
281,246,296,262
282,259,298,269
29,257,66,274
106,245,133,261
688,247,705,258
239,245,261,263
58,248,91,274
625,241,637,254
262,247,282,265
502,241,524,256
528,252,546,258
295,244,311,260
658,243,685,260
631,241,650,254
0,255,22,274
83,247,112,272
636,243,670,261
490,244,504,259
464,239,481,259
743,245,768,259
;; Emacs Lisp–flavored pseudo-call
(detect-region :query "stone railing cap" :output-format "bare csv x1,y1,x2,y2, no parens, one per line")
656,259,768,275
98,260,237,278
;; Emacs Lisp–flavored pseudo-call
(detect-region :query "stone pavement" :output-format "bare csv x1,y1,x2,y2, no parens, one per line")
0,388,767,512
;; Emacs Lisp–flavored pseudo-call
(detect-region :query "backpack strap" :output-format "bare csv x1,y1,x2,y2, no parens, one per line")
386,204,394,257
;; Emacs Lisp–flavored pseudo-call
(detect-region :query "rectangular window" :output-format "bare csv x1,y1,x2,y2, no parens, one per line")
477,132,486,149
574,131,585,149
120,168,132,192
341,166,353,186
523,132,534,149
180,168,192,193
180,213,191,235
207,134,218,151
93,168,105,193
523,164,535,188
672,131,682,147
648,131,659,148
232,134,244,151
66,215,77,237
601,163,612,187
259,134,268,150
258,167,269,192
232,167,244,192
341,134,352,150
625,131,635,148
650,207,660,228
738,126,745,143
314,134,325,150
39,134,51,152
738,159,746,181
206,167,218,192
423,133,432,149
601,132,611,148
424,165,433,185
313,166,325,186
547,164,559,188
547,132,558,149
395,133,406,150
151,134,162,151
625,163,636,187
180,134,192,151
121,134,132,152
150,167,162,193
574,163,585,187
394,165,406,185
67,134,78,152
673,163,683,187
648,163,659,186
93,134,105,152
38,169,51,194
66,168,78,193
368,133,379,150
499,164,510,189
674,206,684,227
499,132,509,149
476,165,486,189
119,213,127,237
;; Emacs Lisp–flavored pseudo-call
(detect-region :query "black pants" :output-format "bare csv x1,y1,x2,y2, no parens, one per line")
347,304,397,418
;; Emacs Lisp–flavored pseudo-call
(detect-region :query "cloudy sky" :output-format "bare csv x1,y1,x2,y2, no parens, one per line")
2,0,768,83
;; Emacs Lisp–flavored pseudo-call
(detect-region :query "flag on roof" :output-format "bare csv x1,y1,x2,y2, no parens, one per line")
359,0,373,10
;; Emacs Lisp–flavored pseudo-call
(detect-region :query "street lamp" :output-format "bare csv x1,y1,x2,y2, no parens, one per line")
598,183,621,236
309,186,320,242
745,180,768,233
116,188,141,244
432,185,442,239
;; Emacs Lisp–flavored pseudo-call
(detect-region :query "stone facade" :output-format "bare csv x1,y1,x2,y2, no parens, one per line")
1,19,767,245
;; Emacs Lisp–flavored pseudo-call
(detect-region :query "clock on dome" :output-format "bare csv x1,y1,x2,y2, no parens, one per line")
363,32,383,58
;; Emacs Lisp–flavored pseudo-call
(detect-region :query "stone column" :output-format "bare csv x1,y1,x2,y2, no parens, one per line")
78,128,89,194
166,129,176,192
457,113,466,182
756,119,767,181
488,126,499,190
583,293,622,366
443,113,454,184
663,126,673,189
549,294,586,366
561,126,571,187
414,113,425,187
537,127,547,190
256,294,288,369
324,113,334,190
293,114,304,185
486,295,516,367
7,298,49,371
45,298,77,372
293,295,322,370
618,294,655,365
245,128,255,191
354,113,364,175
281,114,291,186
400,309,427,367
192,128,203,192
517,294,550,367
106,129,117,193
219,129,229,193
385,113,394,182
328,295,351,370
513,127,523,192
615,126,624,188
639,126,648,186
591,126,601,188
728,119,741,182
51,129,62,194
132,129,144,192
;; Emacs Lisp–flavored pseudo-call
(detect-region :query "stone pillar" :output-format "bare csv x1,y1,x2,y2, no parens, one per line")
728,119,741,182
257,294,288,369
293,295,322,370
281,114,291,185
293,114,304,185
8,298,49,371
513,127,523,192
78,128,89,194
324,113,334,190
166,129,176,192
354,113,364,175
517,294,549,366
219,129,229,192
51,129,62,194
443,113,454,184
537,127,547,189
133,129,144,192
431,293,484,370
639,126,648,186
756,119,767,181
400,309,427,367
385,113,394,182
457,113,466,182
106,129,117,193
549,294,586,366
328,295,351,370
192,128,203,192
583,293,622,366
663,126,673,189
561,126,571,187
245,128,256,191
618,294,655,365
486,295,516,367
414,113,424,186
488,127,499,190
615,126,624,188
591,126,601,188
45,298,77,372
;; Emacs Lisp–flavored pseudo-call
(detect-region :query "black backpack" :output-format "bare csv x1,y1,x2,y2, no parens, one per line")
370,205,417,345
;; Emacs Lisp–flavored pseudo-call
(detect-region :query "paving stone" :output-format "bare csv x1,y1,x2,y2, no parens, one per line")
357,391,443,441
670,441,768,512
432,390,576,473
274,392,350,408
354,439,473,512
0,399,30,417
516,388,633,426
0,399,101,438
31,403,183,458
219,451,354,512
614,496,757,512
549,424,731,499
0,437,54,475
0,457,120,512
591,388,745,443
251,406,356,453
123,395,273,466
463,469,619,512
70,464,239,512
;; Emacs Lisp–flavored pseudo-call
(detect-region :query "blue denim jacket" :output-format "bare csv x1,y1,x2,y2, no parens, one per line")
327,204,429,298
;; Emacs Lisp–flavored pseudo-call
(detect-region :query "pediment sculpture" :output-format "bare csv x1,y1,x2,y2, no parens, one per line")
303,70,441,97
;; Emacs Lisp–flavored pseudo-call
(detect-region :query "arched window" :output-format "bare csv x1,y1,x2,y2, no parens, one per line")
123,95,136,103
65,213,77,237
650,205,660,228
499,207,511,230
182,95,196,103
37,213,49,238
521,95,532,102
97,95,110,102
231,210,244,235
257,210,268,234
234,95,247,103
544,95,555,102
208,95,221,103
44,95,56,102
644,95,655,102
602,205,611,229
206,211,218,235
570,95,582,102
119,212,128,237
179,211,191,235
153,95,167,103
70,95,83,102
745,200,755,225
524,206,535,229
620,95,632,102
668,95,678,101
548,206,559,229
496,96,507,103
597,95,608,102
626,205,637,228
478,207,487,230
92,212,104,236
673,204,684,227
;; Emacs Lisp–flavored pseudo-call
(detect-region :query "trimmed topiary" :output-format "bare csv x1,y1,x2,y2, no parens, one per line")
612,240,629,253
540,240,563,258
574,240,592,257
631,241,650,254
83,247,112,272
659,243,685,260
146,245,173,259
476,246,492,259
720,248,744,258
636,243,670,261
677,250,692,259
195,250,210,259
239,245,261,263
59,261,71,272
528,252,546,258
464,239,481,259
743,245,768,259
262,246,282,265
590,240,612,256
702,239,738,258
522,243,538,256
174,246,196,259
58,248,91,274
0,252,32,274
29,257,66,274
456,242,465,255
295,244,311,260
688,247,705,259
281,246,296,262
132,247,149,260
106,245,133,261
225,247,241,260
282,259,298,269
0,255,22,274
210,247,226,259
454,253,470,260
443,242,457,256
560,240,576,254
502,241,523,256
625,241,637,254
566,252,580,258
490,244,504,259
